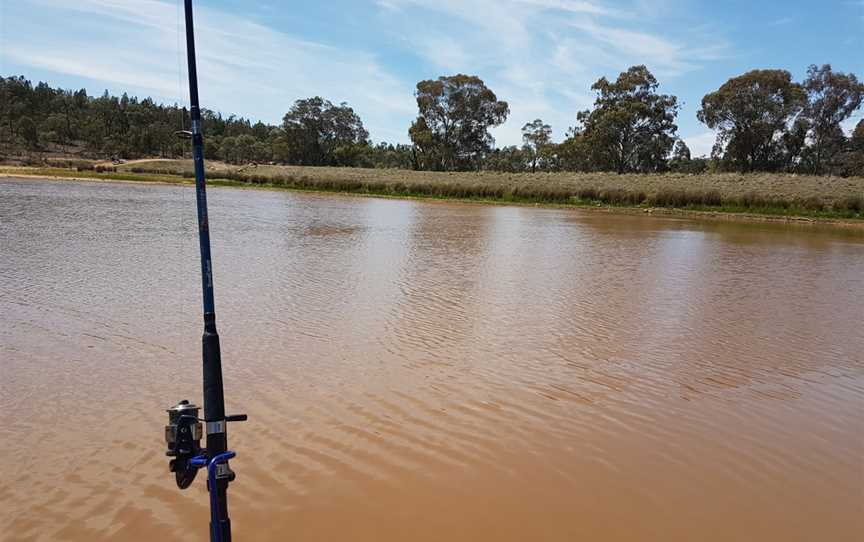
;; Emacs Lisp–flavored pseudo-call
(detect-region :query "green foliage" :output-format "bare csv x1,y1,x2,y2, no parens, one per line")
279,97,369,166
485,145,529,172
365,142,415,169
219,134,269,164
16,116,38,149
839,120,864,176
521,118,552,172
0,75,190,158
0,75,396,168
577,66,679,174
697,66,864,175
409,74,509,171
4,67,862,179
698,70,807,172
666,141,710,174
557,129,592,172
671,140,691,162
800,64,864,174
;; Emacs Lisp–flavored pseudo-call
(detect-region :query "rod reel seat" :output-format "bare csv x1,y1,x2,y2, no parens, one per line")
165,400,203,488
165,400,247,489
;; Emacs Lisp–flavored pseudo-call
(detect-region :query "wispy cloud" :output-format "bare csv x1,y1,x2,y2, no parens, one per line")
413,35,471,72
7,0,415,142
375,0,729,143
564,18,724,76
768,16,794,26
515,0,618,16
684,131,717,158
4,0,734,145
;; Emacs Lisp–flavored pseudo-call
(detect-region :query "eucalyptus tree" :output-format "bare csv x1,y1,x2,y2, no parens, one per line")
577,65,679,173
668,139,690,171
521,118,552,172
557,127,592,172
801,64,864,174
17,116,38,149
485,145,529,172
840,120,864,176
698,69,806,172
280,97,369,166
409,74,509,171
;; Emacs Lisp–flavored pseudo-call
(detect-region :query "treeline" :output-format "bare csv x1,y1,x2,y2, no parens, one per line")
2,64,863,176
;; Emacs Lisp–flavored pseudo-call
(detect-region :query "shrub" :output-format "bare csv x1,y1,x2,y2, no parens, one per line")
649,189,723,208
50,158,92,169
701,190,722,206
798,196,825,211
575,187,599,201
836,195,864,212
599,188,646,205
650,189,690,207
737,192,769,208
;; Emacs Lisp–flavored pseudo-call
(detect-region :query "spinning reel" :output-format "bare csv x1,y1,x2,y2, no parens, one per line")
165,400,204,488
164,400,246,489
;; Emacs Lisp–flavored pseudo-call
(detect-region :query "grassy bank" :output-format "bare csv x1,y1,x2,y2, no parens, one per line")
3,160,864,222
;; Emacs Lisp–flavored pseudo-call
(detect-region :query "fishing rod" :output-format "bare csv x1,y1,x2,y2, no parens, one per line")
164,1,246,541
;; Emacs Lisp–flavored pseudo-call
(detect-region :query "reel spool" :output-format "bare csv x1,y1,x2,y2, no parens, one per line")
165,400,203,489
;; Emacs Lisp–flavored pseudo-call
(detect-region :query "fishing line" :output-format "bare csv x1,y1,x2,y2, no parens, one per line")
176,0,186,145
163,7,246,540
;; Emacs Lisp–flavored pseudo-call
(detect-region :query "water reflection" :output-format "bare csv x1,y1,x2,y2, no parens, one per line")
1,178,862,542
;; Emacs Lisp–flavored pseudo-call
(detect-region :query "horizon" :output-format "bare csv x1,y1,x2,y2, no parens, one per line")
2,0,863,157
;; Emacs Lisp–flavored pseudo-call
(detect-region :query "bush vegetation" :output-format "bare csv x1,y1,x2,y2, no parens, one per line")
2,64,862,176
30,159,840,219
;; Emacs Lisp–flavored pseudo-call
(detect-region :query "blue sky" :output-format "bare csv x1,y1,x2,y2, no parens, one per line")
2,0,863,155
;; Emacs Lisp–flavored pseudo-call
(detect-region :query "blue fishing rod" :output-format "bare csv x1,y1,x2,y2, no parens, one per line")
164,1,246,541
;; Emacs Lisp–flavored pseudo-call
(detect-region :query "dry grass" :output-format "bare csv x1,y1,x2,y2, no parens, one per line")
119,159,864,213
4,158,862,218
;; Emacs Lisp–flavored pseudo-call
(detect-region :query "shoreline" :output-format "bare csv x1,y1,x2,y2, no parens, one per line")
3,167,864,230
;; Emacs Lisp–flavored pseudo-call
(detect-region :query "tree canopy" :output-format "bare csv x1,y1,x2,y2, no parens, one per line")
409,74,509,171
577,65,679,173
521,119,552,173
839,120,864,176
698,69,807,172
800,64,864,174
3,66,863,177
276,97,369,166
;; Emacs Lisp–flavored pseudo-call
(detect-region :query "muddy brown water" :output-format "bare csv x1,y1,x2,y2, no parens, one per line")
1,177,862,542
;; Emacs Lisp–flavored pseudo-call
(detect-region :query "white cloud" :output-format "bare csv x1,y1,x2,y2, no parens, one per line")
375,0,401,10
684,131,717,158
564,18,725,77
9,0,415,142
769,16,794,26
414,35,471,72
515,0,616,16
842,114,863,134
379,0,534,52
376,0,728,144
6,0,732,146
5,49,181,98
